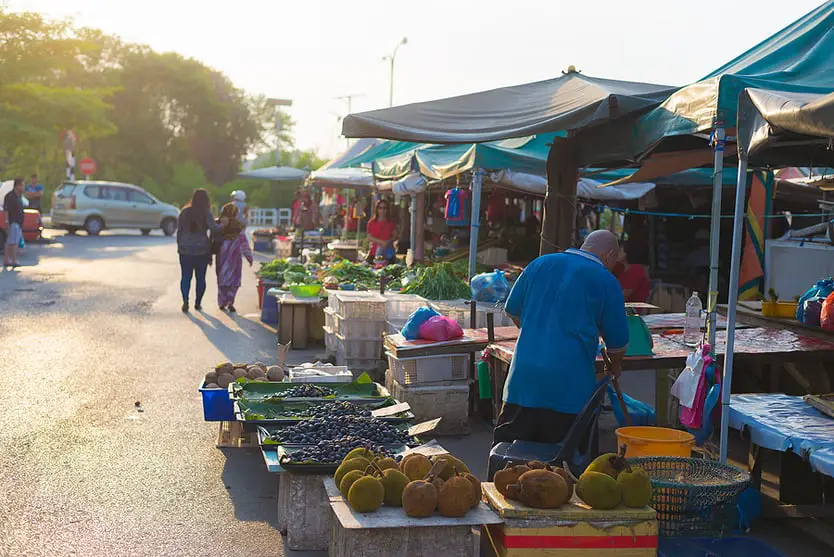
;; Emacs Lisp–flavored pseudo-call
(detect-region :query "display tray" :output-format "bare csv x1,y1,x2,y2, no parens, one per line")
236,398,416,424
257,424,421,448
229,379,389,402
272,444,412,474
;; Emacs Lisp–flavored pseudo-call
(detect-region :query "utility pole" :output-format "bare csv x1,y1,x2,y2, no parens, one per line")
382,37,408,107
335,93,365,147
266,98,293,166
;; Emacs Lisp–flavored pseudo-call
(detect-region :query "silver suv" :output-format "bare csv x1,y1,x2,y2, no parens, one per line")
51,181,179,236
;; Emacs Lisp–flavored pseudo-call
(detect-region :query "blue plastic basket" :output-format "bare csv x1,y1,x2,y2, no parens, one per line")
658,537,786,557
261,290,280,324
199,380,235,421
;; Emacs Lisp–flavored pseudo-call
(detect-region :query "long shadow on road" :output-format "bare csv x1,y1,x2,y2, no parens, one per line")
186,311,276,363
44,232,174,261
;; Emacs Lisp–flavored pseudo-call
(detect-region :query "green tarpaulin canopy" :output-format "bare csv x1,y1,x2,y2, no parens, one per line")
579,0,834,167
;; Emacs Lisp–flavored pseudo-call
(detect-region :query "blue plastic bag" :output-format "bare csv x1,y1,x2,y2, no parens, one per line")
607,385,656,426
401,306,440,340
796,278,834,321
470,269,511,303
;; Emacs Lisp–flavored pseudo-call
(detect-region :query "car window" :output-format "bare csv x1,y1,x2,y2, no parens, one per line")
55,184,76,198
101,186,129,202
128,190,154,204
83,185,100,198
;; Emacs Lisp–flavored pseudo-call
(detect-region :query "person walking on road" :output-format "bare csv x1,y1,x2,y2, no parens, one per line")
214,203,253,313
3,178,25,269
24,174,44,213
177,189,227,313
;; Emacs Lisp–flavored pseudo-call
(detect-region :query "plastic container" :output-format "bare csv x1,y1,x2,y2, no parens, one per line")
289,283,322,298
384,292,429,321
261,290,280,325
684,292,703,346
323,327,337,355
336,333,383,359
199,379,235,421
616,426,695,458
762,301,798,318
324,307,336,332
387,351,469,385
330,291,386,319
388,377,472,435
288,364,352,383
334,313,385,339
430,300,472,329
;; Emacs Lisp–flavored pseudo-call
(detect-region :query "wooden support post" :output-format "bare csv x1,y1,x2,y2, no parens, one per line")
540,137,578,255
414,191,426,262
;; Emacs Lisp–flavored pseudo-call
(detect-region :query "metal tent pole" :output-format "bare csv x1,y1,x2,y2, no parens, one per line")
468,169,484,280
707,123,726,349
719,154,748,463
409,193,417,265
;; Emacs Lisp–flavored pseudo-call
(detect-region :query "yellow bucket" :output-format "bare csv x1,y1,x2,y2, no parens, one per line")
616,426,695,458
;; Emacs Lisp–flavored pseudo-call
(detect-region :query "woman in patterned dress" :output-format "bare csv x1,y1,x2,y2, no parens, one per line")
215,203,253,312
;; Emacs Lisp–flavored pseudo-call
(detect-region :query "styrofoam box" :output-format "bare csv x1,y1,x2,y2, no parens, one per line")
335,349,380,373
387,351,469,385
384,292,429,321
389,377,471,435
324,327,337,355
330,291,386,319
430,300,512,329
324,307,336,332
334,313,385,339
336,333,383,359
288,365,352,383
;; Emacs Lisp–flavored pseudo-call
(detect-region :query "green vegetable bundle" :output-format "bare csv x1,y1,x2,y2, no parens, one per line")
322,260,379,289
258,259,290,282
402,263,471,300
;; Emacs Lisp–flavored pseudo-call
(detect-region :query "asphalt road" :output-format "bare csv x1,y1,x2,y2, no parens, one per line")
0,230,315,557
1,230,831,557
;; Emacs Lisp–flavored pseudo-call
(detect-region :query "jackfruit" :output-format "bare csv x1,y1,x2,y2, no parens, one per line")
339,469,365,498
514,469,569,509
377,468,410,507
348,475,384,513
585,453,620,479
576,471,622,509
551,467,574,500
494,464,530,500
400,454,432,481
617,465,652,508
437,471,472,517
343,448,374,463
461,473,482,508
433,455,470,480
402,480,437,517
374,456,399,471
334,457,371,487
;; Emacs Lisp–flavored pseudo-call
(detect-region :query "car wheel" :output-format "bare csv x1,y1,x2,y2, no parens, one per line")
161,218,177,236
141,229,152,236
84,217,104,236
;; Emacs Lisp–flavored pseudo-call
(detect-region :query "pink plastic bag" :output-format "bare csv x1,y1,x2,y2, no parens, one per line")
418,316,464,342
680,350,711,429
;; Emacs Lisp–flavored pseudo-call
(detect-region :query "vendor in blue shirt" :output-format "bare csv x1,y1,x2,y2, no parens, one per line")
495,230,630,446
24,173,44,212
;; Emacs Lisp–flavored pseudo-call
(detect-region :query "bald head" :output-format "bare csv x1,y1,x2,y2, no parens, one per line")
580,230,620,270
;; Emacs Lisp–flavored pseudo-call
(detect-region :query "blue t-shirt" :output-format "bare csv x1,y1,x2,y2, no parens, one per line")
24,183,44,210
503,249,629,414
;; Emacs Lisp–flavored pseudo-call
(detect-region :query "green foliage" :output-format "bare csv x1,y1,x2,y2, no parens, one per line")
0,9,320,212
402,263,471,300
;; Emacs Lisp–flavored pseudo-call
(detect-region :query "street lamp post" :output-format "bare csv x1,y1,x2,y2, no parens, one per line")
382,37,408,107
266,97,293,166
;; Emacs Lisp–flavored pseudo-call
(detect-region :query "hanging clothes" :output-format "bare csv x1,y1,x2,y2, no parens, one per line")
444,187,470,227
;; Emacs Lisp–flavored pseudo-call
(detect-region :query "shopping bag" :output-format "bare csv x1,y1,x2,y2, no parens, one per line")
470,269,511,303
796,278,834,321
821,292,834,331
418,315,464,342
401,306,440,340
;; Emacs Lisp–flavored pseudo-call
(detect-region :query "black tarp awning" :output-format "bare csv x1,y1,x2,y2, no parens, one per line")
342,71,677,143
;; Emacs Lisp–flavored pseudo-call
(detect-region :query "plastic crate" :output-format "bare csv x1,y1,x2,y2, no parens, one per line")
328,291,378,312
336,333,383,359
335,350,380,373
388,377,471,435
475,302,513,328
288,364,352,383
199,379,235,421
430,300,473,329
334,313,385,339
331,291,386,320
384,292,429,321
387,351,469,385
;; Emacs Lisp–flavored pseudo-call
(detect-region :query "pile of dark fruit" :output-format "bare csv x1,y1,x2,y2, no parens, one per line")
276,385,338,398
275,401,372,419
267,416,412,445
281,437,397,464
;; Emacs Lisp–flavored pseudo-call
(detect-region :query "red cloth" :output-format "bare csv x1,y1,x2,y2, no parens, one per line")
614,263,651,303
367,219,396,256
486,191,506,224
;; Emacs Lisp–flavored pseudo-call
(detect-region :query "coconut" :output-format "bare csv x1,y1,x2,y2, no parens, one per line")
247,366,266,379
267,366,285,382
204,383,221,389
216,374,235,389
233,362,248,369
253,361,267,371
204,371,218,384
215,361,234,374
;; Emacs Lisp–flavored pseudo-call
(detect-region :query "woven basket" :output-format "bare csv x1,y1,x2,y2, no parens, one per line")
629,456,750,538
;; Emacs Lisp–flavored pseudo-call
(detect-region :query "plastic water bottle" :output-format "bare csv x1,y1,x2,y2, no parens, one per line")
684,292,703,346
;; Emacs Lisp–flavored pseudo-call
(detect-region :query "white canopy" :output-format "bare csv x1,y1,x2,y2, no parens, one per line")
237,166,309,181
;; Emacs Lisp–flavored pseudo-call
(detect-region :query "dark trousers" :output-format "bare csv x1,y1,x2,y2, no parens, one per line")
179,253,210,304
493,402,577,446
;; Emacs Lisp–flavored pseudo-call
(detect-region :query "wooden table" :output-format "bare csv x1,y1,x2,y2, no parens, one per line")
720,301,834,342
486,327,834,424
384,326,519,358
275,292,322,349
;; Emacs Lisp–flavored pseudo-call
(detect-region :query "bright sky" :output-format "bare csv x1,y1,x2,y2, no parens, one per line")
12,0,826,158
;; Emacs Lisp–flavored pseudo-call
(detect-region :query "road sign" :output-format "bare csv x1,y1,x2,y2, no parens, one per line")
79,158,97,176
